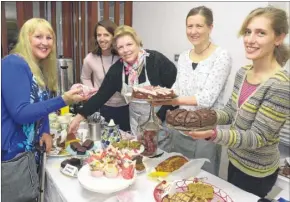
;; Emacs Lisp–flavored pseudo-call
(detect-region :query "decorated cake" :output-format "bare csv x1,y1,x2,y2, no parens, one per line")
132,85,176,100
166,108,217,130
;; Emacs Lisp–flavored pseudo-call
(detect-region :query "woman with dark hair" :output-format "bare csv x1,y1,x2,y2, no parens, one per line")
154,6,232,176
81,19,129,131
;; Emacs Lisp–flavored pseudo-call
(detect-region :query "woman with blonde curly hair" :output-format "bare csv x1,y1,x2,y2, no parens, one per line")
1,18,87,161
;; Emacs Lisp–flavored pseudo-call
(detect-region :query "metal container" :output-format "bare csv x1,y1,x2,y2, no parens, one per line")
57,56,74,95
88,122,102,141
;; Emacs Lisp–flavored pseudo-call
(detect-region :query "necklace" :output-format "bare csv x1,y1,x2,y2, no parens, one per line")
194,42,211,54
100,55,114,75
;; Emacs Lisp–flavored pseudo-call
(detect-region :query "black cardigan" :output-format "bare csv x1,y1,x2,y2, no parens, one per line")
79,49,177,118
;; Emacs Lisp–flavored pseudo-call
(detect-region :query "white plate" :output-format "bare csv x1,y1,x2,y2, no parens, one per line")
48,148,71,157
78,164,137,194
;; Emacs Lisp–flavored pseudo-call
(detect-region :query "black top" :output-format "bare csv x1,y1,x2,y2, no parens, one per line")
79,49,177,118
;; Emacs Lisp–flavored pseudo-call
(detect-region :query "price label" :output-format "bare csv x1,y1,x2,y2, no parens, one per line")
62,164,78,177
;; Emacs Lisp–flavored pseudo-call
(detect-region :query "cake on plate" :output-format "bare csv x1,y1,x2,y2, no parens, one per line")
132,85,176,100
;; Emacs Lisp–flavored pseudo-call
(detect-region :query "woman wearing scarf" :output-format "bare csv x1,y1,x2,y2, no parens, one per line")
68,25,177,136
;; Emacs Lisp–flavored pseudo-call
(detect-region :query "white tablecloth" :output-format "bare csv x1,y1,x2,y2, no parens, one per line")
44,153,288,202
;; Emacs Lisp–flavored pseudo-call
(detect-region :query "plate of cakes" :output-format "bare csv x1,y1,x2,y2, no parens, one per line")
66,139,99,156
154,178,234,202
165,108,217,132
77,146,137,194
126,85,177,102
48,131,72,157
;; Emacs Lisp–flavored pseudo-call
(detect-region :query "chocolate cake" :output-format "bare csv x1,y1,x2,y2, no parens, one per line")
70,142,81,151
195,109,217,127
76,146,87,155
132,85,176,100
166,108,217,129
82,139,94,150
61,158,82,170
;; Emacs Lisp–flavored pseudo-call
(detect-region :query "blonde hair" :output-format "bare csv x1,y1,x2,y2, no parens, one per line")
11,18,58,92
238,6,290,67
113,25,143,48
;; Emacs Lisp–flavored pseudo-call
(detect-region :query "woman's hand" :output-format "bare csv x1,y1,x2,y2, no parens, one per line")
68,114,85,136
39,133,53,152
184,130,214,139
62,88,90,105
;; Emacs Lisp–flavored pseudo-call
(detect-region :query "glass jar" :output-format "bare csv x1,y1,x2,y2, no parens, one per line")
137,105,161,157
101,119,121,149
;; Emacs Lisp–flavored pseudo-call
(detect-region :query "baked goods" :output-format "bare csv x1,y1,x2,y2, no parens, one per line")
82,139,94,150
161,181,213,202
155,156,188,173
132,85,176,100
76,146,87,155
70,142,81,151
166,108,217,130
61,158,82,170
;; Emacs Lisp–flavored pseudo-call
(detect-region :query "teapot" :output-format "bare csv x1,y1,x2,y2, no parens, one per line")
101,119,121,149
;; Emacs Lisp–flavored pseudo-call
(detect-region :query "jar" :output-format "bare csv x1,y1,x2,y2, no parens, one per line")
101,119,121,149
137,105,161,157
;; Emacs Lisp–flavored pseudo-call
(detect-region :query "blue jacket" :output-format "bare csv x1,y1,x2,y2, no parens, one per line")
1,54,66,161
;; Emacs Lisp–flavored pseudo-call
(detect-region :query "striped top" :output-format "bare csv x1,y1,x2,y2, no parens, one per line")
213,65,290,178
238,79,258,107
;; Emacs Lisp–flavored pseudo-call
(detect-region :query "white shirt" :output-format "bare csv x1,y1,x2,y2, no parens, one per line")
173,47,232,111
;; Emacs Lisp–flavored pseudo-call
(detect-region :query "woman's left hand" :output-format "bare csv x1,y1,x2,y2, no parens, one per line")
39,133,53,152
184,130,214,139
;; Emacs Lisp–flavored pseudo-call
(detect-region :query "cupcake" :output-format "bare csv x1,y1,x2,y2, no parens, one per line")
104,163,119,178
120,160,135,180
89,160,104,177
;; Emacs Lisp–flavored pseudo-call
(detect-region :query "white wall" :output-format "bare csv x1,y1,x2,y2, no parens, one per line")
132,1,273,102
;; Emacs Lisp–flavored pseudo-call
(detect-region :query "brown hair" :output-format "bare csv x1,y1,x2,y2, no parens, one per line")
186,6,213,26
239,6,290,67
113,25,143,48
91,19,118,56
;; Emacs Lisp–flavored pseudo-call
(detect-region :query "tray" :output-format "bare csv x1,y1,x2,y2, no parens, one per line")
166,123,216,132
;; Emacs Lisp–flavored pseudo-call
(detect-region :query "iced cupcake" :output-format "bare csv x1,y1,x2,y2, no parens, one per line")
89,160,104,177
104,163,119,178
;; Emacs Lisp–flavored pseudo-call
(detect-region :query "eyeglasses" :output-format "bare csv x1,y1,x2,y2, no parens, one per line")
192,63,198,70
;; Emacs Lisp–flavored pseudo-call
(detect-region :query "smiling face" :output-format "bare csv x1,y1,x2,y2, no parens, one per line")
186,14,212,46
243,16,282,62
116,34,140,64
96,25,114,52
29,28,53,60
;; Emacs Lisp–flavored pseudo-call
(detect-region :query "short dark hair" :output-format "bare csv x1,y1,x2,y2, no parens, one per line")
91,19,118,56
186,6,213,26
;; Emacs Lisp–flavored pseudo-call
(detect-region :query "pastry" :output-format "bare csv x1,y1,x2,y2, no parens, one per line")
70,142,81,151
166,108,217,129
82,139,94,150
132,85,176,100
76,146,87,155
104,163,119,178
155,155,188,173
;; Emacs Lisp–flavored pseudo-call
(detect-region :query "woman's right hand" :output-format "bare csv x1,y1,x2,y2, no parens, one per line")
67,114,85,136
62,88,89,105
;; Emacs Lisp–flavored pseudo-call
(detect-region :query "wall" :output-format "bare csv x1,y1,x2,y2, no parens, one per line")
132,1,283,102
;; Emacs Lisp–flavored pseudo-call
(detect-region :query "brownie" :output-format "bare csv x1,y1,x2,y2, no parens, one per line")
82,139,94,150
61,158,82,170
70,142,81,151
61,159,70,168
76,146,87,155
184,111,200,127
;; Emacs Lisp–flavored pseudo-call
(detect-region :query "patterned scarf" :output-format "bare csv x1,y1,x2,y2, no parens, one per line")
123,49,149,86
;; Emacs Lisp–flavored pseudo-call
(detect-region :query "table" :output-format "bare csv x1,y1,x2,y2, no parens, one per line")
44,150,273,202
